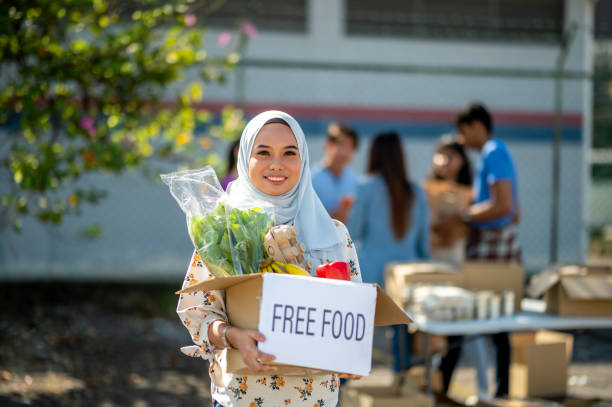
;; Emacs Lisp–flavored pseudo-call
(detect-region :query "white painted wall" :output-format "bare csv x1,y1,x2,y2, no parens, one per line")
0,0,595,280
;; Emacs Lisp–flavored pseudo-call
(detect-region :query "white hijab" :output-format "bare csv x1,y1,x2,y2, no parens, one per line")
227,110,344,262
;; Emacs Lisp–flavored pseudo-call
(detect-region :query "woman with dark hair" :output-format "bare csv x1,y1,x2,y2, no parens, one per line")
348,131,430,373
427,135,491,401
427,134,473,263
431,134,473,186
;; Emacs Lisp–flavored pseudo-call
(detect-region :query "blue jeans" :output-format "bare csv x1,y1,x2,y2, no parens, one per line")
442,333,509,396
464,335,489,393
391,324,412,372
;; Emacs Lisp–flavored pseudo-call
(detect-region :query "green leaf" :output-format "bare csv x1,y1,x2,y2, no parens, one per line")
1,0,252,232
79,224,103,240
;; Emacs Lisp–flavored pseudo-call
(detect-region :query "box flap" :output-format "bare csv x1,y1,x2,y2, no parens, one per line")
527,264,612,298
527,269,561,298
534,330,574,361
559,264,612,276
374,284,413,325
386,262,459,277
560,276,612,300
176,273,261,294
226,277,261,330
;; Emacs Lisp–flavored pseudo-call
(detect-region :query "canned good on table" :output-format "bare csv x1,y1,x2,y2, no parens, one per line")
476,291,491,319
503,290,515,317
489,294,501,319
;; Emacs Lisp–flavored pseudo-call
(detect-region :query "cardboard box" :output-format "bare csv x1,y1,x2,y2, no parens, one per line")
423,179,472,248
478,397,598,407
411,331,448,358
510,330,574,398
406,365,444,394
178,273,411,376
562,399,601,407
343,367,420,396
384,262,463,307
340,386,434,407
527,265,612,317
385,261,524,311
478,398,562,407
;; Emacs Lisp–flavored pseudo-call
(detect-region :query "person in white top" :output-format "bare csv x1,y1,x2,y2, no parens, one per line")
428,134,473,265
427,135,491,400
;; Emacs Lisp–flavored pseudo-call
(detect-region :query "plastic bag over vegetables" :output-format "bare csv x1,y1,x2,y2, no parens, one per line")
161,166,273,277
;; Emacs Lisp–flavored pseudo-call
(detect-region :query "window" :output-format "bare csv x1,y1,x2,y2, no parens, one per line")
202,0,307,33
595,0,612,39
345,0,564,43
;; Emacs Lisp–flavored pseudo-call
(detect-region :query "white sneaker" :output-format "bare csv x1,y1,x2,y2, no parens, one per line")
478,391,493,402
465,395,479,406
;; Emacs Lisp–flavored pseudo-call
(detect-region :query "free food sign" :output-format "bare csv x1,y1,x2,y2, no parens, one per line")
257,273,377,376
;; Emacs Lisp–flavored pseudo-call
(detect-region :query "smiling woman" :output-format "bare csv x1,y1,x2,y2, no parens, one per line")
176,110,364,406
248,119,301,196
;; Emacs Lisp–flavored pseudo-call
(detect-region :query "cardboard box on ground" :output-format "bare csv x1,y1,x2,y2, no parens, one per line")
412,330,448,358
385,261,524,312
178,273,411,376
406,365,444,394
509,330,574,398
340,367,434,407
478,397,605,407
478,397,603,407
527,265,612,317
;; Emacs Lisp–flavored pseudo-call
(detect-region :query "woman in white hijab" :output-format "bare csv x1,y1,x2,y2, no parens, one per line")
177,111,362,406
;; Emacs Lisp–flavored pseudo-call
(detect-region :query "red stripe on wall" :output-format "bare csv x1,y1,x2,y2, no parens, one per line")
188,101,583,127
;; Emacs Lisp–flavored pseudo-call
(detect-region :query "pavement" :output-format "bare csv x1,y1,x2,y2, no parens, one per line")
1,283,611,406
361,328,612,404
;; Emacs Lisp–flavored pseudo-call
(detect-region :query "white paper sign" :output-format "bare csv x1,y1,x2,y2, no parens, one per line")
257,273,377,376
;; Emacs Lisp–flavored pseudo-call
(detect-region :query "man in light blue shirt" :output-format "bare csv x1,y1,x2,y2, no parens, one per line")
311,123,360,224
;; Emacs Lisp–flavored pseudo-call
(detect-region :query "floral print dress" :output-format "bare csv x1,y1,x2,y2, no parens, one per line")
177,221,362,407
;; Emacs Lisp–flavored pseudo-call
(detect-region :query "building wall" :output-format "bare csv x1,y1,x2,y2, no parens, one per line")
0,0,594,280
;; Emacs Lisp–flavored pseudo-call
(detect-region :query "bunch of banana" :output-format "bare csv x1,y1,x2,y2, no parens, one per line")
258,259,311,276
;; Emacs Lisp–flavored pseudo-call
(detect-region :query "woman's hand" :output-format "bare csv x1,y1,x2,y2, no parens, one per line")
226,327,277,373
338,373,362,380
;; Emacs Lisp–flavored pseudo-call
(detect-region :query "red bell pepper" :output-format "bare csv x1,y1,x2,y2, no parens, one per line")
316,261,350,281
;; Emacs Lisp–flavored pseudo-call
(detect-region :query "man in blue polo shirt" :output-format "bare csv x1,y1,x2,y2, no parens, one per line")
455,102,521,398
457,103,521,262
312,123,361,224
